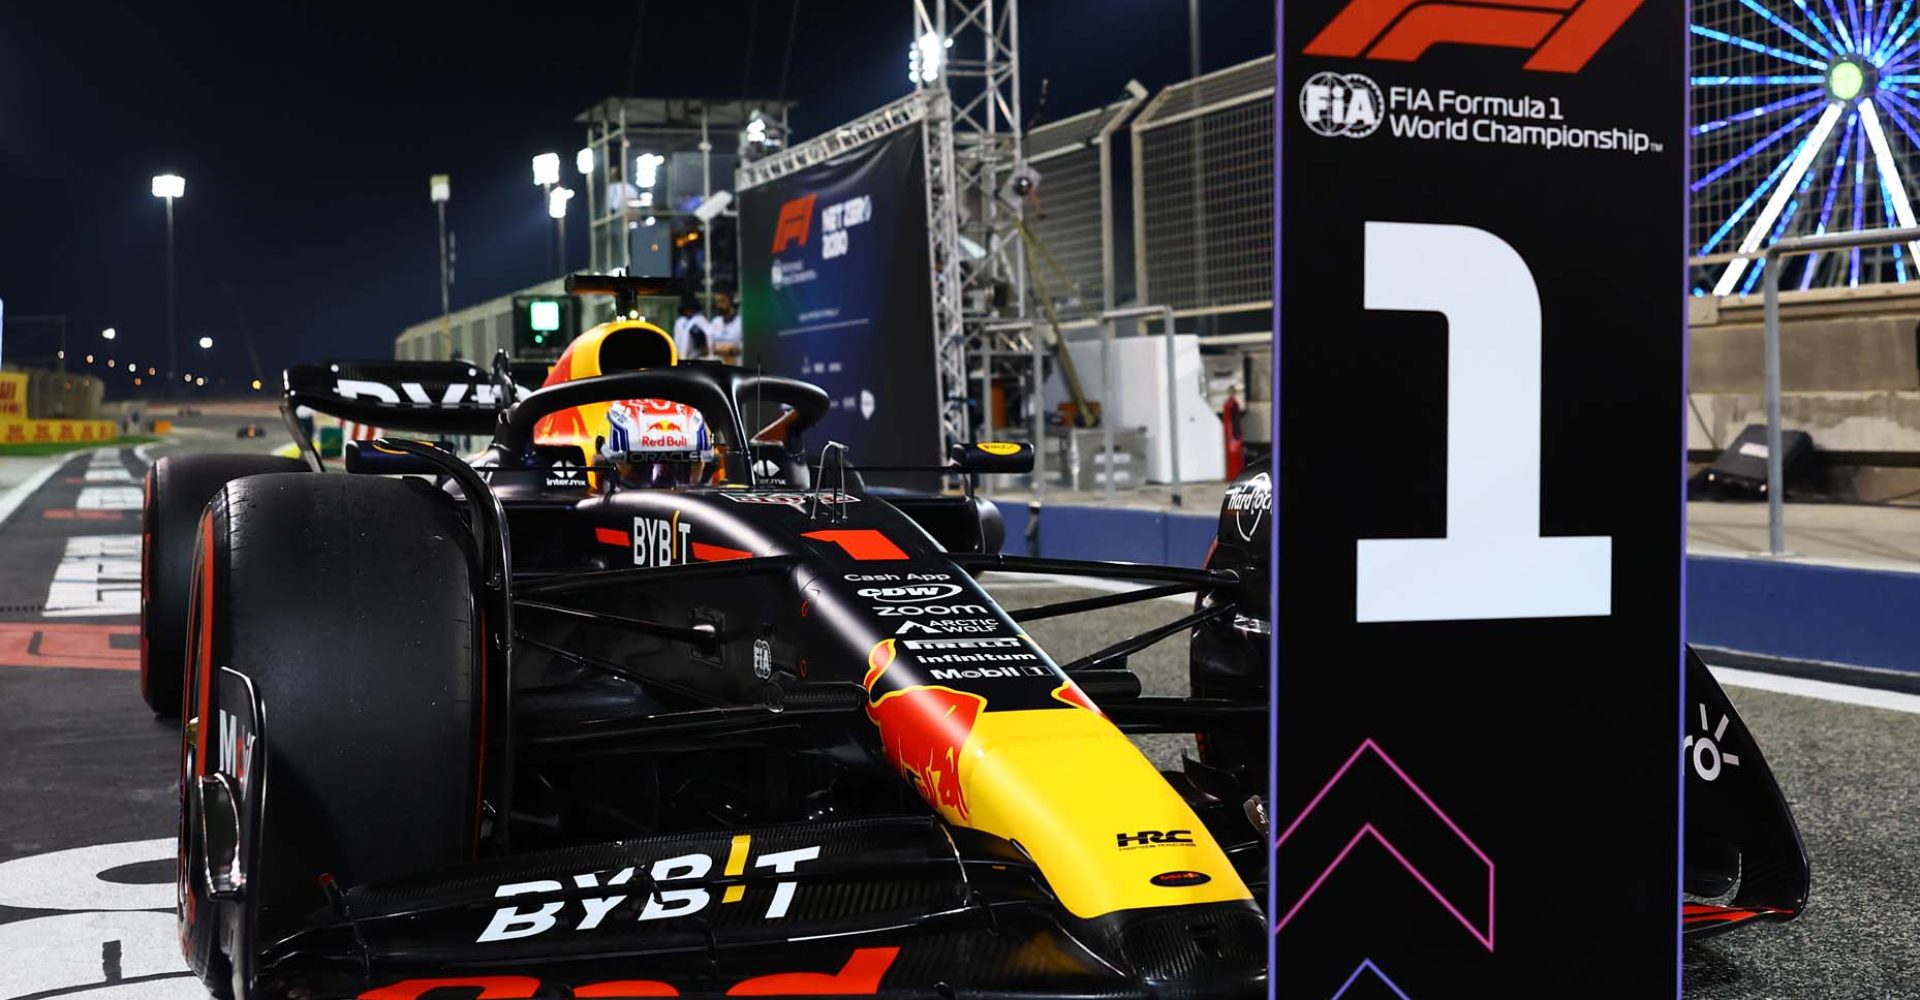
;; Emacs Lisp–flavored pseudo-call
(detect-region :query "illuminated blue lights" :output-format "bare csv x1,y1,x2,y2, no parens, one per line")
1693,74,1827,84
1798,111,1861,288
1819,0,1857,49
1791,0,1851,51
1739,0,1836,56
1694,89,1828,135
1851,124,1867,285
1692,25,1830,67
1882,183,1911,280
1693,103,1829,191
1696,0,1920,287
1876,89,1920,146
1699,130,1821,254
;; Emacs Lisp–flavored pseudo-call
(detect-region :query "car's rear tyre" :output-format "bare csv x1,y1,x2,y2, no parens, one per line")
141,453,305,715
179,473,481,990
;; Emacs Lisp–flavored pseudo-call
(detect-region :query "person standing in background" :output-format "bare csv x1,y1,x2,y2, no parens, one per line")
710,288,743,363
673,293,712,360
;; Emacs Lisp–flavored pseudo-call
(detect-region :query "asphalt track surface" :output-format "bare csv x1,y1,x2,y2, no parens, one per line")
0,413,1913,998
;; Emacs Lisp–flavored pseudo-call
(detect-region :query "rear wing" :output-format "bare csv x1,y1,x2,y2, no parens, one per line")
283,359,552,436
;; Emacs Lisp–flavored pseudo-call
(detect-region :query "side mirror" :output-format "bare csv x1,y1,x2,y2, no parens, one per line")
950,440,1035,474
343,439,453,475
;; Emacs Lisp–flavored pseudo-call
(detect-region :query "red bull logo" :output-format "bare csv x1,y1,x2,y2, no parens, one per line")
864,639,985,823
646,419,682,432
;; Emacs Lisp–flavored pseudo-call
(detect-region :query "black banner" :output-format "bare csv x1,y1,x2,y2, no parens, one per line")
1274,2,1684,996
739,128,941,480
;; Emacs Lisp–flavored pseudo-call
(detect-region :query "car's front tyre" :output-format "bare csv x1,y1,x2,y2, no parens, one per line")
177,473,482,996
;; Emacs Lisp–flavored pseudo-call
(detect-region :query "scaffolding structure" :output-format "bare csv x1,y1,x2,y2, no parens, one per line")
1023,90,1148,320
577,97,794,313
1131,56,1275,317
914,0,1025,448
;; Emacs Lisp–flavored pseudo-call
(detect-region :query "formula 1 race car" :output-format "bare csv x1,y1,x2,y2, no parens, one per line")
141,348,1270,996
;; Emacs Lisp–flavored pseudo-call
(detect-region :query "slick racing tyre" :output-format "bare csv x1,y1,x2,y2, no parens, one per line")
141,453,305,715
178,474,480,992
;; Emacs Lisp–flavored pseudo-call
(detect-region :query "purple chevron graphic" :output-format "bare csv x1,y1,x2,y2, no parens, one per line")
1330,960,1413,1000
1273,738,1495,949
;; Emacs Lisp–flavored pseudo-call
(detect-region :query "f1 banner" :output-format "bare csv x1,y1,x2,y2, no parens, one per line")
1275,2,1683,997
739,127,941,481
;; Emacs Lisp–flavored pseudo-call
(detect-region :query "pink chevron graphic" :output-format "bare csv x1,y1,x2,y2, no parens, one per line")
1274,738,1495,950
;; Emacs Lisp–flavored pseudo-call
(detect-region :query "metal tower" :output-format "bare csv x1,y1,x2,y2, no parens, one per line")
914,0,1026,448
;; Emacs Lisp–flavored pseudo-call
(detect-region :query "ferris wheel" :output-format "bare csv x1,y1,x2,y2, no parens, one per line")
1692,0,1920,294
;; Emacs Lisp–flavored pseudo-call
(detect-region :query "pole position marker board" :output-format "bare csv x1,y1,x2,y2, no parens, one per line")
1274,0,1684,994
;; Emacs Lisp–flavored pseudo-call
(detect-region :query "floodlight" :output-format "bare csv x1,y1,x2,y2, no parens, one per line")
532,153,561,186
635,153,665,189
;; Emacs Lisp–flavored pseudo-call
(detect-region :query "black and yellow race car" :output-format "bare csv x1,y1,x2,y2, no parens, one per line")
138,285,1270,999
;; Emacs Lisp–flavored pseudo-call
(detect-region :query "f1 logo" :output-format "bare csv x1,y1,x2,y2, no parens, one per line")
771,194,817,254
1302,0,1644,73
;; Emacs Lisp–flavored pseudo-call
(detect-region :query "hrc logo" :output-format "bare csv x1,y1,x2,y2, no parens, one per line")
1115,829,1195,849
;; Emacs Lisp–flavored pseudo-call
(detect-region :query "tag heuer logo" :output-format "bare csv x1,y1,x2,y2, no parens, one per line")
1300,71,1382,138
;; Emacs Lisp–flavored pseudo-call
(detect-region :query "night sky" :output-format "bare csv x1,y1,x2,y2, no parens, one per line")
0,1,1271,392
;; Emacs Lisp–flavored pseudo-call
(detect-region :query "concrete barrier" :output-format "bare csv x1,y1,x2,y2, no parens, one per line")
989,501,1920,672
996,503,1217,567
0,372,118,445
1686,555,1920,672
0,418,119,445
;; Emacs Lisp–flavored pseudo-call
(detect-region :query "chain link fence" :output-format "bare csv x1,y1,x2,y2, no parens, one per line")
1132,56,1274,313
1024,99,1137,319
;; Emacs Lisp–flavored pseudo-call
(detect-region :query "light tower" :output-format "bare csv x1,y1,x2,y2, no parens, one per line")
152,173,185,393
430,174,452,358
912,0,1025,450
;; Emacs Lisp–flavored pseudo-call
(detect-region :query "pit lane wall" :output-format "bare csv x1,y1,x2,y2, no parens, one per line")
1686,556,1920,672
0,373,118,445
997,501,1920,673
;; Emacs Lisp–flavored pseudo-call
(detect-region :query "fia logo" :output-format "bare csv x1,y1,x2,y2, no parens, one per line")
1300,72,1383,138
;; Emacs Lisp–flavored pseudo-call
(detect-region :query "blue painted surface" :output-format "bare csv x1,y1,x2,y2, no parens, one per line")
990,501,1920,672
995,501,1217,567
1686,554,1920,672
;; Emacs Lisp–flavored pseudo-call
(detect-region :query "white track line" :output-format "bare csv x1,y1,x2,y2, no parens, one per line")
1710,665,1920,716
0,453,79,531
976,571,1198,604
